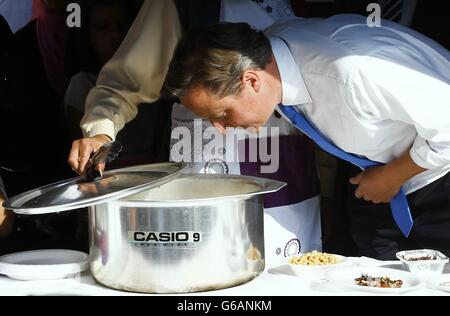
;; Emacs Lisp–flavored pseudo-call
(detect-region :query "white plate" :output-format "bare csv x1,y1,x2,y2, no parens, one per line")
0,249,89,281
427,274,450,293
325,266,423,294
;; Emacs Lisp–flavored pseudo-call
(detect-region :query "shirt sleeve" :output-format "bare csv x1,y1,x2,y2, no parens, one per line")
81,0,182,140
361,59,450,170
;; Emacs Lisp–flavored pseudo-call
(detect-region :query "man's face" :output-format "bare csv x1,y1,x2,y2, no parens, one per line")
180,71,280,134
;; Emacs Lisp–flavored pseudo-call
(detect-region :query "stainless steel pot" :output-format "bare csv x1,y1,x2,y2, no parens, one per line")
3,163,285,293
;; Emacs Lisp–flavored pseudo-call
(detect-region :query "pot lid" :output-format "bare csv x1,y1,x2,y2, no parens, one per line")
3,162,185,215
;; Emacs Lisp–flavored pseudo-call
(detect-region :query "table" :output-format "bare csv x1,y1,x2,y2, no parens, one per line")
0,257,448,296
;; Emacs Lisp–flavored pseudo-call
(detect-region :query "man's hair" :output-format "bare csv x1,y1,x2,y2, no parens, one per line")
163,22,273,99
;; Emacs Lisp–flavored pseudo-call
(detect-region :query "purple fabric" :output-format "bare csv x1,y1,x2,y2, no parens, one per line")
239,135,319,209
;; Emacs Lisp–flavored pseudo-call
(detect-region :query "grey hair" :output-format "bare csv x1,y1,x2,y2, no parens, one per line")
163,22,273,99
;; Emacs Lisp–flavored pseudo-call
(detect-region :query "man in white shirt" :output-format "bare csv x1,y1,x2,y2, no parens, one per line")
163,16,450,259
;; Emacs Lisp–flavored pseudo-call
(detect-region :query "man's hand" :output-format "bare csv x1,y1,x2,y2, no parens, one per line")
349,150,427,204
0,193,14,239
68,134,112,175
349,166,403,204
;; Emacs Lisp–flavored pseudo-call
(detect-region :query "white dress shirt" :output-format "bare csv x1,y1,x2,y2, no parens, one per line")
268,15,450,194
220,0,294,30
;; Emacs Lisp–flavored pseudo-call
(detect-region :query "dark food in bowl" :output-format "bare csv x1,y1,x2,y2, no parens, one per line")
355,274,403,288
404,255,437,261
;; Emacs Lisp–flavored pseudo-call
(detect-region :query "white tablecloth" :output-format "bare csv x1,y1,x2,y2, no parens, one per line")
0,257,449,296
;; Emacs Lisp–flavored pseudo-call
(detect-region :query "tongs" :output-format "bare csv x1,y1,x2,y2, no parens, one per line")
85,141,123,181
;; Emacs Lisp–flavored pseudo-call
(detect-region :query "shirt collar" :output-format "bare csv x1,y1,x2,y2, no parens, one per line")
269,36,312,105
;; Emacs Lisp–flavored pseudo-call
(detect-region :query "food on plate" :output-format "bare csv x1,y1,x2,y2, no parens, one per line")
396,249,448,262
354,274,403,288
288,251,341,266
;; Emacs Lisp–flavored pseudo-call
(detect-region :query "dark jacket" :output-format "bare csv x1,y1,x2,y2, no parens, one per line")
174,0,221,31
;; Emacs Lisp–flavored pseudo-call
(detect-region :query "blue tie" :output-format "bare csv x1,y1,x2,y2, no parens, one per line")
279,105,413,237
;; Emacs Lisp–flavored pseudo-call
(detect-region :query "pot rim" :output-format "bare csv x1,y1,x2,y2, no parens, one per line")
4,162,185,215
107,173,286,207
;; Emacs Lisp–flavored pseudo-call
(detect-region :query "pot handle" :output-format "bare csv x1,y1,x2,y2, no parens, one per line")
251,177,287,195
85,141,123,181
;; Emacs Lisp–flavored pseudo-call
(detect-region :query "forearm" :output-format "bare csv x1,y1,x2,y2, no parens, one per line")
81,0,182,139
384,149,427,185
351,149,428,203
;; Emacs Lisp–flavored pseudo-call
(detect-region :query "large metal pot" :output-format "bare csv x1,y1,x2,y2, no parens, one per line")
4,163,285,293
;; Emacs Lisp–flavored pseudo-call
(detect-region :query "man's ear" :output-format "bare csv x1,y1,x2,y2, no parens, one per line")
242,70,262,93
211,120,227,135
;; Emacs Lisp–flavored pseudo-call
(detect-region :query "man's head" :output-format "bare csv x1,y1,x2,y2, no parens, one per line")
163,23,282,133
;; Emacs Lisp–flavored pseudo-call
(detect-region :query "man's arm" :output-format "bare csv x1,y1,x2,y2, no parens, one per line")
68,0,182,174
81,0,182,140
0,177,14,239
362,44,450,172
350,150,427,203
350,47,450,203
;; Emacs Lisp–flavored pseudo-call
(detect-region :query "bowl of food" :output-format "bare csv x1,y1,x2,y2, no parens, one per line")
286,251,346,277
396,249,449,278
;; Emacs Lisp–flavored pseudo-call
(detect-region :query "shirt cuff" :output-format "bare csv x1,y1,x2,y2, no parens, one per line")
81,119,116,141
410,136,449,170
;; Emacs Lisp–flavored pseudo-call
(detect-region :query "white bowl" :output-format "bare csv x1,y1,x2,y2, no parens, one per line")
286,253,347,278
0,249,89,281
